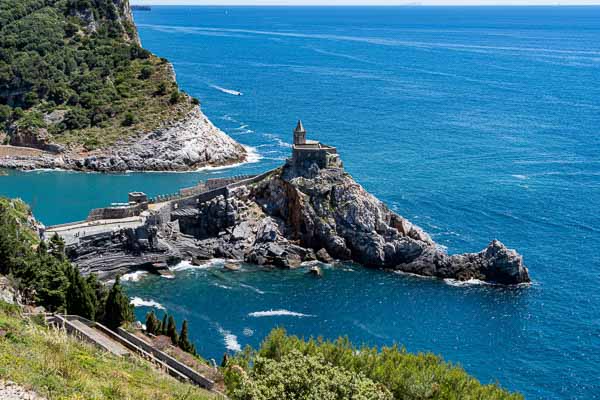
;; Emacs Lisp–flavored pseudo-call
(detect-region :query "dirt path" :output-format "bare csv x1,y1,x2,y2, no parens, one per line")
0,381,45,400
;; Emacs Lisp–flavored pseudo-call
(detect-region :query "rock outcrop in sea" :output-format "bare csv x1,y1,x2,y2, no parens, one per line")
65,130,529,285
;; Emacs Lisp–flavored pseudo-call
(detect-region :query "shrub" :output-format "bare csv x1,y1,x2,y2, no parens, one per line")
63,107,89,130
226,328,523,400
155,81,168,96
226,350,392,400
0,104,12,123
139,65,153,80
169,91,180,105
121,111,136,127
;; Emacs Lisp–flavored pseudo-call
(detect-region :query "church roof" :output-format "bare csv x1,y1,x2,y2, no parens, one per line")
294,120,306,133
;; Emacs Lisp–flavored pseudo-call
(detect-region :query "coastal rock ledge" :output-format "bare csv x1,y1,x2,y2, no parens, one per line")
67,161,530,285
0,107,247,172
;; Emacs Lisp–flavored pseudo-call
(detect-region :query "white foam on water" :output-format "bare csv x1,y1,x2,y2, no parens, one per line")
248,309,315,318
512,174,528,180
239,283,265,295
217,326,242,352
243,327,254,337
210,84,243,96
213,283,232,290
192,145,262,172
443,278,491,287
170,259,225,272
394,270,436,280
130,297,166,310
121,270,148,282
263,133,292,148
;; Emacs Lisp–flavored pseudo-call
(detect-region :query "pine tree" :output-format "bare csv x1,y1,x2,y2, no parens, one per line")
167,315,178,345
102,276,134,330
48,233,66,261
178,319,195,354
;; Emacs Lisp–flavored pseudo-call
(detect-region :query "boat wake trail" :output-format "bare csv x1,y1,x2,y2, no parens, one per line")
210,84,243,96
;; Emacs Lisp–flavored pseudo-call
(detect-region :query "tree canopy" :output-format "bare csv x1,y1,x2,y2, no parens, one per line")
0,0,196,150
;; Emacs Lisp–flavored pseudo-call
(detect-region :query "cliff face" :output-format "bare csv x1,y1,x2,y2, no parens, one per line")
67,163,529,285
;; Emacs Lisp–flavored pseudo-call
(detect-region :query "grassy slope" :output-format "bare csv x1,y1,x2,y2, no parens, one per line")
0,302,215,400
53,56,194,150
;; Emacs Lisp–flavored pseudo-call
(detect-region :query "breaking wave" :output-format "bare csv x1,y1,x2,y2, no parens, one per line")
130,297,166,310
217,326,242,352
444,278,491,287
170,259,224,272
121,270,148,282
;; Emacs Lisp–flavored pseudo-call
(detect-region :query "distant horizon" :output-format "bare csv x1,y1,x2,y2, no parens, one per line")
131,0,600,6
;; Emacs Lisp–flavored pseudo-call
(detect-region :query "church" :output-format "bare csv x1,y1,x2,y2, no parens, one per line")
289,120,342,170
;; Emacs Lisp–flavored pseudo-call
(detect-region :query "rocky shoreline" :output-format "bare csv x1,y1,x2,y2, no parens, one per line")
0,107,247,172
65,159,530,285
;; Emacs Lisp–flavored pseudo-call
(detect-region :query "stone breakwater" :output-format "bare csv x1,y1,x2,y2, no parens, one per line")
64,162,530,285
0,107,247,172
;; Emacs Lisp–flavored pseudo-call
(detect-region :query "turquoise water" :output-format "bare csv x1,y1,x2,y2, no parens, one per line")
2,6,600,398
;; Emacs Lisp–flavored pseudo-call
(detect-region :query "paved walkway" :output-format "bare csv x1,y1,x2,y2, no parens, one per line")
46,217,144,245
69,320,130,357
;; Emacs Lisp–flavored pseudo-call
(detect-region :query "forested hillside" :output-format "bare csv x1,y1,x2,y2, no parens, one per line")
0,0,197,151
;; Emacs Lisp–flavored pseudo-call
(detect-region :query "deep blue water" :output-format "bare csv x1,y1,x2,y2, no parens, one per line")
1,6,600,398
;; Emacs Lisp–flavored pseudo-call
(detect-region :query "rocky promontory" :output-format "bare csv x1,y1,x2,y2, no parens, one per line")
0,0,247,172
0,107,247,172
66,159,530,285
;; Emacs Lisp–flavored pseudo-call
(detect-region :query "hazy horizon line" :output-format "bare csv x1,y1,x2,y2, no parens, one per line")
131,2,600,5
131,1,600,5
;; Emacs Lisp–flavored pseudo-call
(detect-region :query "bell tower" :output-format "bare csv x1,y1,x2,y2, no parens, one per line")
293,120,306,145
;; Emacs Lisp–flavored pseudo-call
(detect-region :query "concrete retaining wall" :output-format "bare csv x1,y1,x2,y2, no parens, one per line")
87,204,143,221
117,327,215,390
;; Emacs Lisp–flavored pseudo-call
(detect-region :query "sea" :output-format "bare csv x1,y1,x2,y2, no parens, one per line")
1,6,599,398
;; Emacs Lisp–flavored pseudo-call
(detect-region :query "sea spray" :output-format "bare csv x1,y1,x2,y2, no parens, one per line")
130,297,166,310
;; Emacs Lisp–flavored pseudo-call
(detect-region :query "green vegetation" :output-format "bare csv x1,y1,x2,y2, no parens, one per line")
102,275,134,329
224,328,522,400
0,196,521,399
0,302,214,399
0,197,130,329
0,0,196,150
145,310,197,356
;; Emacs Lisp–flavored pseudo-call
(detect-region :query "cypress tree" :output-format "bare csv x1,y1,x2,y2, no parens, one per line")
66,265,96,319
154,313,163,334
102,276,134,330
167,315,178,345
145,310,159,334
161,313,168,335
178,319,195,354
